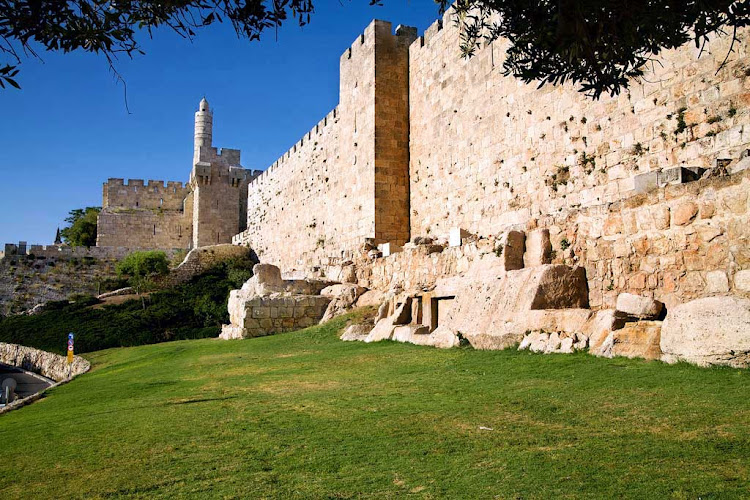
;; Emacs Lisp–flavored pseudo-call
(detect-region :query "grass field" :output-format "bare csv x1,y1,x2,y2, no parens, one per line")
1,312,748,498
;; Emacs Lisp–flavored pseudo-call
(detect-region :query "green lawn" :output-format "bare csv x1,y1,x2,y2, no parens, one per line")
1,312,748,499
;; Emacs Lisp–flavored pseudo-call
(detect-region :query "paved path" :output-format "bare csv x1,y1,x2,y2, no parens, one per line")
0,363,54,403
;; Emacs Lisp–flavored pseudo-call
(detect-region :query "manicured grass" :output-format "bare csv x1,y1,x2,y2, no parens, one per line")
1,312,748,498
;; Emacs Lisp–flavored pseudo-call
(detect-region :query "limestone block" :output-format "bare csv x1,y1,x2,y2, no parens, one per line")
340,324,372,342
524,229,552,267
734,270,750,292
423,325,461,349
616,293,664,320
364,318,397,342
558,337,575,354
633,171,658,194
596,321,662,360
661,296,750,368
321,284,366,300
392,325,430,343
705,271,730,293
529,265,589,310
584,310,627,353
500,230,526,271
672,201,699,226
253,263,284,295
356,289,385,307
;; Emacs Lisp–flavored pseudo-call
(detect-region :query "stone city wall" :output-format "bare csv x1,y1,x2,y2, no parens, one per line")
235,20,417,271
408,14,750,237
96,209,192,249
359,168,750,311
103,178,189,211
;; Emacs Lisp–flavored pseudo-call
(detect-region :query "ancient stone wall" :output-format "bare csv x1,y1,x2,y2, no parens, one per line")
191,147,259,248
359,169,750,311
408,14,750,237
96,209,192,249
236,20,416,271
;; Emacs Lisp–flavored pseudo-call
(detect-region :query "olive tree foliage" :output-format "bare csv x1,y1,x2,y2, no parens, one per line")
0,0,333,90
442,0,750,98
0,1,747,98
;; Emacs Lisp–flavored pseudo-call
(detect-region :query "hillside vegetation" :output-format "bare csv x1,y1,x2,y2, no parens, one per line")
1,312,748,498
0,256,254,353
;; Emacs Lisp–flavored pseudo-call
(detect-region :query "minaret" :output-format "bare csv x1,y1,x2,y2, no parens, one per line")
194,97,213,163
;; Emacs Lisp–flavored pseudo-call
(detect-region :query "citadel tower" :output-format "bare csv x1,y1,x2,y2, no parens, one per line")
96,98,260,250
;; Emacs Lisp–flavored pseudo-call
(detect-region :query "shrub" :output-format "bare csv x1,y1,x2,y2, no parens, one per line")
117,251,170,293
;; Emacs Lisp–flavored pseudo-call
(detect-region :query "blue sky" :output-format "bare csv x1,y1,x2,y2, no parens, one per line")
0,1,442,245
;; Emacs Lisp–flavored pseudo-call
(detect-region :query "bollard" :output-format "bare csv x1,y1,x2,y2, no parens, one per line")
1,377,17,404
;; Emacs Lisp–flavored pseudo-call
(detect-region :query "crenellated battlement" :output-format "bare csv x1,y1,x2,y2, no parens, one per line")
254,107,340,184
103,177,190,211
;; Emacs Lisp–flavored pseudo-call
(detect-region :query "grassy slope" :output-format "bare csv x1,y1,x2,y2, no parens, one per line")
0,312,748,499
0,258,254,354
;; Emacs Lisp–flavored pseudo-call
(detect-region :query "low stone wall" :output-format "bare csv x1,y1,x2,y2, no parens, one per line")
0,343,90,415
0,343,90,383
221,295,331,339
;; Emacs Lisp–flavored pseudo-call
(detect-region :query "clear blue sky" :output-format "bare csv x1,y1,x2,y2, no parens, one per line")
0,1,442,246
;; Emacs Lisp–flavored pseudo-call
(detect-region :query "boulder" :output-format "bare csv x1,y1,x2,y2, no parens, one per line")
356,289,385,307
558,337,575,354
425,326,461,349
364,318,397,343
661,296,750,368
450,264,589,349
392,325,431,343
529,332,550,353
320,284,367,323
584,310,627,353
596,321,662,360
253,263,284,295
545,332,562,353
616,293,664,320
340,324,372,342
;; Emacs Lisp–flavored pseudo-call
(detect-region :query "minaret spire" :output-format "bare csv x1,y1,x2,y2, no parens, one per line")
194,97,213,163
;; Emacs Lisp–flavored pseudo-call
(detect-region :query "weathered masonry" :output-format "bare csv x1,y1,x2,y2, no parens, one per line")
234,21,417,268
96,98,261,250
233,15,750,313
